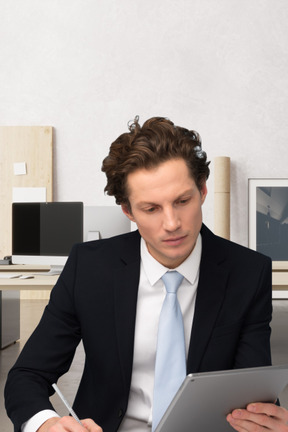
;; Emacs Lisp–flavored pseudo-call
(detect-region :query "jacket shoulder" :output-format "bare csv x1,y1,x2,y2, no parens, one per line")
201,224,271,266
68,229,141,266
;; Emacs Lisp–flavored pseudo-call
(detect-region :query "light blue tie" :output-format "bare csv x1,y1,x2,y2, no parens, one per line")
152,271,186,431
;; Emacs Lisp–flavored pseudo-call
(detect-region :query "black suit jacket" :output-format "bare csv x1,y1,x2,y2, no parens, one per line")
5,224,272,432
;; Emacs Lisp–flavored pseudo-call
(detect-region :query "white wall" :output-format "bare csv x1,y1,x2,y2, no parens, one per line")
1,0,288,246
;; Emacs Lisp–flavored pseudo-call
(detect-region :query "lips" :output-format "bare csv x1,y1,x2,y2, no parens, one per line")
162,235,187,246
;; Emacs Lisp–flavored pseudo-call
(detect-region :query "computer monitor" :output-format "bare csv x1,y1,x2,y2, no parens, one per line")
12,202,83,274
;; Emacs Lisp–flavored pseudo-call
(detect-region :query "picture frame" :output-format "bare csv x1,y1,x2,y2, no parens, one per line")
248,178,288,266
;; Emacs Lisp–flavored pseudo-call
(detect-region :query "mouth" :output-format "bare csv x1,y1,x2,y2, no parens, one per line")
162,235,187,246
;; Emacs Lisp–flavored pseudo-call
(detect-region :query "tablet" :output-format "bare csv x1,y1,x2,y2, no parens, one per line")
156,364,288,432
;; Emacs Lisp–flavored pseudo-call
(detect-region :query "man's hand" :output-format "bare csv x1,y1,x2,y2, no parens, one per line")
227,402,288,431
37,416,103,432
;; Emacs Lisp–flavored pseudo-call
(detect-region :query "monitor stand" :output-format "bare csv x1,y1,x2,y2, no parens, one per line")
40,265,64,276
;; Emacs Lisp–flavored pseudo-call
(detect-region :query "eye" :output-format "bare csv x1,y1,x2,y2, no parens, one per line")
176,197,191,206
139,204,159,214
146,206,157,213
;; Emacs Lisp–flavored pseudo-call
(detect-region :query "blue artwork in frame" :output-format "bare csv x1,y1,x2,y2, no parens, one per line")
249,178,288,262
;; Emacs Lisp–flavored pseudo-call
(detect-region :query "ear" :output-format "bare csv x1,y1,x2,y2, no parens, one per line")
200,183,208,205
121,204,136,222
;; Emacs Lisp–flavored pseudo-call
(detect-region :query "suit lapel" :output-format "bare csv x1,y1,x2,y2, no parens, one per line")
113,231,141,394
187,225,230,372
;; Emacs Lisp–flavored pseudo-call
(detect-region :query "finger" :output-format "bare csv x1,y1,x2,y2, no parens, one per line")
247,402,288,422
226,411,264,432
49,416,87,431
80,419,103,432
226,413,247,432
228,407,287,432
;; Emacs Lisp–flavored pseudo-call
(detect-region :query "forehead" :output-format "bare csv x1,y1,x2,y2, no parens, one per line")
126,159,197,202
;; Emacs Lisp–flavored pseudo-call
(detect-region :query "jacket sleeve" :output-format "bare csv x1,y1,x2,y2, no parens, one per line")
232,255,272,369
4,245,82,432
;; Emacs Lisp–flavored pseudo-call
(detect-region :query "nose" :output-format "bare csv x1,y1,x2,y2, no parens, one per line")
162,207,181,232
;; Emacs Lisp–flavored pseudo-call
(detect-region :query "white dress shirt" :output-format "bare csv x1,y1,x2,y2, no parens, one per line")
22,234,201,432
118,235,201,431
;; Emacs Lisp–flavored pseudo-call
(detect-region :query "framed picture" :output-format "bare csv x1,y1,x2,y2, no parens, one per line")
248,178,288,264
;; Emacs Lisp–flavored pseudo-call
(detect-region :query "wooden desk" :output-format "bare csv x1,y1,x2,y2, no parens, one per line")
0,266,58,348
0,265,58,298
0,264,52,273
0,274,58,291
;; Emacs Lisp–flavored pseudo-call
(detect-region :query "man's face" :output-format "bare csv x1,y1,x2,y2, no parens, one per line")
122,158,207,268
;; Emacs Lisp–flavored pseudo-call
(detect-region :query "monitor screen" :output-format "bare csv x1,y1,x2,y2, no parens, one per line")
12,202,83,272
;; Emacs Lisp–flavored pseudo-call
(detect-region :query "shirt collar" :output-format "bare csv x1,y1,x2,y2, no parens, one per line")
141,234,202,286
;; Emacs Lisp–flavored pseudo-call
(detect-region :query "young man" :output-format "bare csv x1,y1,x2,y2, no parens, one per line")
5,117,288,432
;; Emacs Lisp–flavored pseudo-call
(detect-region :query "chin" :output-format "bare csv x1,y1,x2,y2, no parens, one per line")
164,254,188,268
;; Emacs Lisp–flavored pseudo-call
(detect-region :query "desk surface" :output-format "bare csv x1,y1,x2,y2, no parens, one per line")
0,265,58,290
0,265,51,272
0,275,58,290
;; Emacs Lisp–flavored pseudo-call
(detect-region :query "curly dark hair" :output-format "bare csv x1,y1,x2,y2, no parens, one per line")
102,116,210,207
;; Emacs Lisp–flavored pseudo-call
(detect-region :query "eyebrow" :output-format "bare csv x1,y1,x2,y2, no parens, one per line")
135,189,195,207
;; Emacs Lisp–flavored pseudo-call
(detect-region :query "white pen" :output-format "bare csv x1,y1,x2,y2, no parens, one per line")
52,383,83,426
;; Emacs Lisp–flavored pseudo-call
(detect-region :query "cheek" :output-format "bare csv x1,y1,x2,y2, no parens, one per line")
138,222,155,236
183,207,203,228
136,218,159,239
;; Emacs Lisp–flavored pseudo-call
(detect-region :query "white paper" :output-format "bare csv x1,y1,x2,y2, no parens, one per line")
13,162,27,175
12,187,46,203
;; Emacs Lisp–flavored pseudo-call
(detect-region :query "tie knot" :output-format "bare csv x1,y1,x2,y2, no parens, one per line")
161,271,184,294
